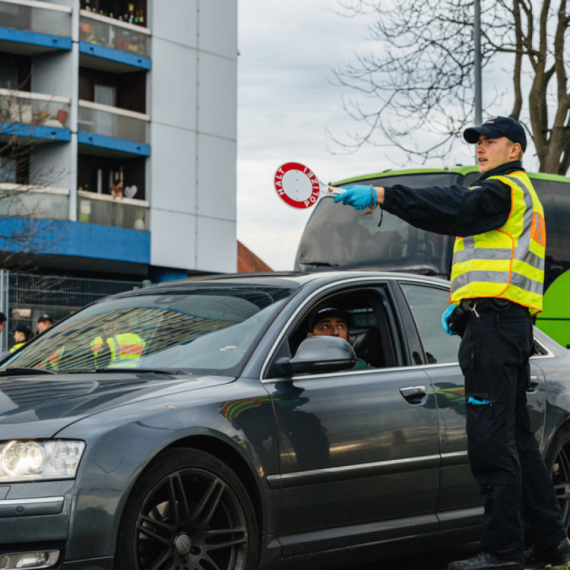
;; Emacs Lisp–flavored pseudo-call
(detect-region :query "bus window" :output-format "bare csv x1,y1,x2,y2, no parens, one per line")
295,172,462,277
462,171,481,187
295,172,461,275
531,179,570,270
295,195,454,275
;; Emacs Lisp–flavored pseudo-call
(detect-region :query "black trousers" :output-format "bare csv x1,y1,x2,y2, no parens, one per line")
458,300,566,563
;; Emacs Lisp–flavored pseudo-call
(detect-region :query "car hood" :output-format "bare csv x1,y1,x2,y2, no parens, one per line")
0,372,234,439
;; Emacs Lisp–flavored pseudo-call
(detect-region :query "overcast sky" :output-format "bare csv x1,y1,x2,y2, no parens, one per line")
235,1,526,271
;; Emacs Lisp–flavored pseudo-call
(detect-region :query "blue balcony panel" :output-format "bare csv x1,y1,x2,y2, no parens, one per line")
0,122,71,142
0,27,71,54
77,131,150,157
0,218,150,266
79,41,151,71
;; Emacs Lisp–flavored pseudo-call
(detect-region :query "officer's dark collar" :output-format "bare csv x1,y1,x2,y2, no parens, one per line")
475,160,525,183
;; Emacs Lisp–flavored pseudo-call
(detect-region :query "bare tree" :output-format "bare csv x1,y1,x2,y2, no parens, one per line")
0,88,66,269
331,0,570,174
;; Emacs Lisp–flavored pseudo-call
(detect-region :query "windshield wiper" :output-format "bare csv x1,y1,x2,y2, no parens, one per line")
88,368,187,375
0,367,56,376
298,260,339,268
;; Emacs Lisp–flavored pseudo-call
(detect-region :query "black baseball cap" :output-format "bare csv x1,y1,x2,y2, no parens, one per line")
308,306,352,331
12,324,32,335
464,116,527,152
37,314,52,323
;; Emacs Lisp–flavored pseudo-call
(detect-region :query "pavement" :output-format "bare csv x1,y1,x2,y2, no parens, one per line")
349,544,570,570
348,542,481,570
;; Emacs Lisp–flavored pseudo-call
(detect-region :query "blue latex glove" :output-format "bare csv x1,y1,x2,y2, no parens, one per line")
442,304,457,336
468,396,490,405
334,185,376,210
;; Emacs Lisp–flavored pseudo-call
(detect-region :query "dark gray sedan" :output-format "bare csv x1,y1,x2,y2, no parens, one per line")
0,272,568,570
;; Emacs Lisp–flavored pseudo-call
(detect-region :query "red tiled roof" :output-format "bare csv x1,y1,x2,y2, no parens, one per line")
238,241,272,273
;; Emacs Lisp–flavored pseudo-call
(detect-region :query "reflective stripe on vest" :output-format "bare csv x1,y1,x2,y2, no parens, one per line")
449,171,545,315
107,333,145,368
44,346,65,371
9,342,26,353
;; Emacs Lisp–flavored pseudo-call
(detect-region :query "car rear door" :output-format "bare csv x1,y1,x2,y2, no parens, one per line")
397,279,547,530
262,281,442,556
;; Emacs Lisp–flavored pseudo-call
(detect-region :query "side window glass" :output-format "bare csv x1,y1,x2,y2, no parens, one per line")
285,289,395,371
400,284,461,365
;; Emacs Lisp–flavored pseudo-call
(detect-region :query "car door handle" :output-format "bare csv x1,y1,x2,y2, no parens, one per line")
400,386,427,404
527,376,540,393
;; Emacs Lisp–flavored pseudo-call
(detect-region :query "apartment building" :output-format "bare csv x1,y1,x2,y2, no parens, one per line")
0,0,238,282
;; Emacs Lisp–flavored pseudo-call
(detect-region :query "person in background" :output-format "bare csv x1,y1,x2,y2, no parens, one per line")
0,312,6,335
110,180,123,198
11,324,34,353
36,314,53,334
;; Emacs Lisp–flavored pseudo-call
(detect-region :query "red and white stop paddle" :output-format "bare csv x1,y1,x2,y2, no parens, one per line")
274,162,340,209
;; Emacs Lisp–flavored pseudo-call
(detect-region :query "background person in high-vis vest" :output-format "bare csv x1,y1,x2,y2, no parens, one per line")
334,116,569,570
10,324,34,353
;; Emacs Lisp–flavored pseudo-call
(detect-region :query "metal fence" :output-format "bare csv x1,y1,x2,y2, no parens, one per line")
0,270,146,352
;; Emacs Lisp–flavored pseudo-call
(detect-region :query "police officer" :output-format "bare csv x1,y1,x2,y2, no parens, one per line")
91,320,145,368
10,324,34,353
335,116,570,570
36,314,53,334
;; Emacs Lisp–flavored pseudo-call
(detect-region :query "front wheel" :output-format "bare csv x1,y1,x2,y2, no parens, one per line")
548,427,570,534
115,448,258,570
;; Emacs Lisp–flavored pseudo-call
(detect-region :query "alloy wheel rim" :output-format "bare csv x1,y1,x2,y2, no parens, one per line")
134,468,248,570
552,444,570,532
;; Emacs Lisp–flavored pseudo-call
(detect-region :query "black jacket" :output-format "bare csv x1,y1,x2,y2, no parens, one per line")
382,161,524,237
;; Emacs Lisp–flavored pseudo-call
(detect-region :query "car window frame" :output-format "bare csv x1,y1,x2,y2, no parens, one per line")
261,278,406,382
393,278,461,368
396,278,558,365
3,285,298,378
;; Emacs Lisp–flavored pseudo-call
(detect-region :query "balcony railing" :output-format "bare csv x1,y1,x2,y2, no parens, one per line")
77,190,149,231
0,0,72,40
79,10,150,67
0,184,69,220
0,89,71,140
77,100,150,155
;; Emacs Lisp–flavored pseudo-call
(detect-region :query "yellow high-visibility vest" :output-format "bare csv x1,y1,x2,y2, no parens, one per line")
450,171,546,315
106,333,145,368
9,342,26,354
43,347,65,371
91,336,105,367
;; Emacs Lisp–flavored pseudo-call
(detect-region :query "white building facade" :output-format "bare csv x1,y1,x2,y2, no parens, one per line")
0,0,237,281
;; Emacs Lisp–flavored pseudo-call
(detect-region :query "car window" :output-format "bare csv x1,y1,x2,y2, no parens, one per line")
400,283,461,365
287,288,395,370
2,287,293,376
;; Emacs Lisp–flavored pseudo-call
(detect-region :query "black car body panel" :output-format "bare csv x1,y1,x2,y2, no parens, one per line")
0,271,568,570
0,374,235,437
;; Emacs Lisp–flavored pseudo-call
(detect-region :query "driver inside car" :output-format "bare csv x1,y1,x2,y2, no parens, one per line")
307,306,369,370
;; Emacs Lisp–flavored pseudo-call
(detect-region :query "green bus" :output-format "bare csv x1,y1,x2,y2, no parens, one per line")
295,166,570,347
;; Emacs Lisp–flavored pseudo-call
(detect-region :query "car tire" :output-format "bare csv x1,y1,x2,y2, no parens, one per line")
114,448,259,570
546,426,570,535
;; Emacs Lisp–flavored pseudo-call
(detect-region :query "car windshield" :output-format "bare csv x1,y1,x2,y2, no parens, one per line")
1,287,293,375
295,172,461,274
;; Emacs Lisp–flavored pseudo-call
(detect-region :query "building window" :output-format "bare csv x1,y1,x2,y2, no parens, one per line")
94,84,117,107
0,67,19,90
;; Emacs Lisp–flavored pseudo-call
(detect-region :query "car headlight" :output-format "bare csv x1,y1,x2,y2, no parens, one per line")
0,440,85,482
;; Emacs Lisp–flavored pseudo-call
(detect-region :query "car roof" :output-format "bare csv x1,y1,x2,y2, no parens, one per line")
113,271,451,298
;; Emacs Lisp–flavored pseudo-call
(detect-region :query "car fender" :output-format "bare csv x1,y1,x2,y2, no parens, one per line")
56,377,280,562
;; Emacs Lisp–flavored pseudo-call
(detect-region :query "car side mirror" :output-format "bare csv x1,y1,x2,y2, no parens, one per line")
289,336,357,375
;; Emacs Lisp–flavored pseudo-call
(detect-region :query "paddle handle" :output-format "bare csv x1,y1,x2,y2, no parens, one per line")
318,179,342,194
